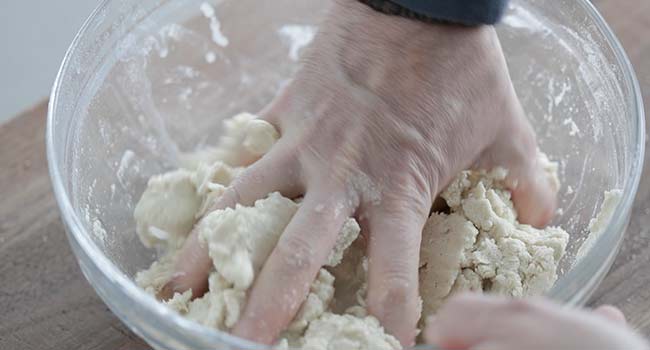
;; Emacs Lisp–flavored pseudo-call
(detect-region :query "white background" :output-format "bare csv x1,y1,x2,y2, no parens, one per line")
0,1,99,124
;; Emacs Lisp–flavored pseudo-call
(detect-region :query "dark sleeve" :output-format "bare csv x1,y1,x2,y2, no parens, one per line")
359,0,510,25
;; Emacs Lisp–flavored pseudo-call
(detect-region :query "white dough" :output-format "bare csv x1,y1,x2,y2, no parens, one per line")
419,166,569,317
135,251,176,295
294,313,400,350
575,189,622,263
284,269,336,339
178,112,279,170
133,169,200,249
199,192,298,290
134,113,571,349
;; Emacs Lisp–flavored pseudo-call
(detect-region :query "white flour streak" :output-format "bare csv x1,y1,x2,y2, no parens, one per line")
278,24,316,61
562,118,581,136
200,2,229,47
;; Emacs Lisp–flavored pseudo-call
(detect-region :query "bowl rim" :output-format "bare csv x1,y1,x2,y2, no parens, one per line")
544,0,645,306
46,0,645,349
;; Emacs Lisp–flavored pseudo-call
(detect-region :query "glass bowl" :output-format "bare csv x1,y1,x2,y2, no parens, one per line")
47,0,644,349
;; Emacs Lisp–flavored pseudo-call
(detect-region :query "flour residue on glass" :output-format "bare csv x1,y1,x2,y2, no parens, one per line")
278,24,317,61
502,4,550,34
200,2,229,47
117,150,136,186
562,118,580,136
205,51,217,63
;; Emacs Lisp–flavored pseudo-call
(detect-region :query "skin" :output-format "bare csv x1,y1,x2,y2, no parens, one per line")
162,0,560,346
425,294,649,350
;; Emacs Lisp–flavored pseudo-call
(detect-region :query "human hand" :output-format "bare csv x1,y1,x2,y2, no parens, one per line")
425,293,649,350
165,0,557,345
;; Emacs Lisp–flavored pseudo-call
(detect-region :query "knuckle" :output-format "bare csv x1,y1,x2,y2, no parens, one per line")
369,206,426,242
381,171,434,218
237,166,263,185
277,234,317,271
268,141,299,169
372,271,416,307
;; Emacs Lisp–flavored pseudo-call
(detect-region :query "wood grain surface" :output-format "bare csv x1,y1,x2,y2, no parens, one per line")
0,1,648,349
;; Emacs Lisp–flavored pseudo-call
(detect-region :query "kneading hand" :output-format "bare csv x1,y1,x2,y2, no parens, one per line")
164,0,557,345
426,293,649,350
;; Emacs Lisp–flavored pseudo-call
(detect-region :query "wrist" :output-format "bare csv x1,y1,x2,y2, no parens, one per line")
321,1,500,94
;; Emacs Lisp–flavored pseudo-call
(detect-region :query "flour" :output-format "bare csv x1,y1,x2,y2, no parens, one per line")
134,113,572,349
278,25,317,61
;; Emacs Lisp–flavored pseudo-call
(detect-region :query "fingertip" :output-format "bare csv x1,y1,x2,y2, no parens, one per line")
511,172,557,228
170,231,212,298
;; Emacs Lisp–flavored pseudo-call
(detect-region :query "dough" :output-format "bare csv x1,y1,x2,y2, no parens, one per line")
133,169,200,249
419,168,569,316
179,112,279,170
574,189,622,263
284,313,401,350
134,113,569,349
198,192,298,290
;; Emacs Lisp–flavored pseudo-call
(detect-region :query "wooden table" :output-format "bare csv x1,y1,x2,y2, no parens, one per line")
1,1,649,349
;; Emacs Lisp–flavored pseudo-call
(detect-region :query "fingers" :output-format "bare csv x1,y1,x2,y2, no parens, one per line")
510,155,558,228
424,294,561,350
159,228,212,299
160,147,301,299
427,295,644,350
478,102,557,228
594,305,627,325
206,142,302,211
232,189,351,344
364,200,429,346
426,293,571,349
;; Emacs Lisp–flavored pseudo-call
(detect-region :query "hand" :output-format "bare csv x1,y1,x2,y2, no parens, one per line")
165,0,557,345
426,293,649,350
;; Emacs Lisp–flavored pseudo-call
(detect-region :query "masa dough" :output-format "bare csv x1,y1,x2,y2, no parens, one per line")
419,168,569,316
574,189,623,263
134,113,569,349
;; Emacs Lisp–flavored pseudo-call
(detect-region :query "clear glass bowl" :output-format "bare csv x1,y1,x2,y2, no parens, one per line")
47,0,644,349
